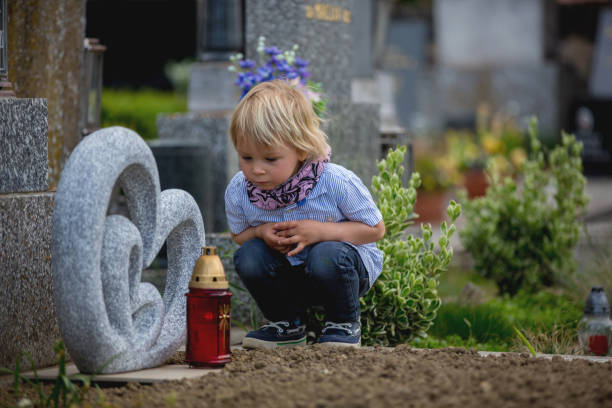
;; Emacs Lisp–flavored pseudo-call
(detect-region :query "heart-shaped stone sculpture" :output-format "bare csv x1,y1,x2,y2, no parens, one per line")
52,127,205,373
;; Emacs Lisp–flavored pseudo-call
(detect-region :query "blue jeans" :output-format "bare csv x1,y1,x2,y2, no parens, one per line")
233,239,370,323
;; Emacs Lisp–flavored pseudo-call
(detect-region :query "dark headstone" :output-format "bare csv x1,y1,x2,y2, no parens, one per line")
590,8,612,98
149,139,228,233
567,100,612,175
381,19,428,131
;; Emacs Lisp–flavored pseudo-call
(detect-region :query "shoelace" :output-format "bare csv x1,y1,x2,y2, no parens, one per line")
322,322,354,334
261,321,290,334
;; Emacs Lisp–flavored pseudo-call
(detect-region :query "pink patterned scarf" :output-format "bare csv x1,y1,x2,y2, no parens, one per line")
246,151,330,210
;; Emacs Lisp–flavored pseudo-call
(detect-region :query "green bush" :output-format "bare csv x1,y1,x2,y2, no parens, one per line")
460,117,589,296
360,146,461,346
101,88,187,140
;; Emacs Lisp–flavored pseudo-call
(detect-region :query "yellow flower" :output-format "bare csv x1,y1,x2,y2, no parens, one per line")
482,134,502,154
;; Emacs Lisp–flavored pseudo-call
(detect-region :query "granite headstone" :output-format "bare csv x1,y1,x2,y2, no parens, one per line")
0,98,58,370
245,0,381,184
0,99,48,193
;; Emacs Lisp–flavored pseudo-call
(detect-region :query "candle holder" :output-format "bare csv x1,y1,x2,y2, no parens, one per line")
186,246,232,367
578,286,612,356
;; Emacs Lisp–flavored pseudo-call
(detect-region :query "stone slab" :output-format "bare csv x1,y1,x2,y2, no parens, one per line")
0,192,58,370
0,99,48,193
188,62,240,112
477,350,612,364
21,363,222,385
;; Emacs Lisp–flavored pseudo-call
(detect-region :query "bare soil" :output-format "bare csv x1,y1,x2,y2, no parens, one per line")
3,345,612,407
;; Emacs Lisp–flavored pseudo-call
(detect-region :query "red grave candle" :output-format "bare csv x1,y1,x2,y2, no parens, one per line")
186,246,232,367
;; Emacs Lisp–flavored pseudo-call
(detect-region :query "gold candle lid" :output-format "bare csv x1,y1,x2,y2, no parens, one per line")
189,246,229,290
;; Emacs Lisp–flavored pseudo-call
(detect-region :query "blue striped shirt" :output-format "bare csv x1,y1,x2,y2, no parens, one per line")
224,163,384,287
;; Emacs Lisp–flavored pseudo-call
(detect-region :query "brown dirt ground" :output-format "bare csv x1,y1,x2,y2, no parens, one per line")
3,345,612,407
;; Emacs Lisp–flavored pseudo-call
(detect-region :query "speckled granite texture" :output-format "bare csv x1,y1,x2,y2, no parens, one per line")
0,192,58,369
323,101,381,185
0,99,48,193
245,0,353,101
52,127,205,374
7,0,86,186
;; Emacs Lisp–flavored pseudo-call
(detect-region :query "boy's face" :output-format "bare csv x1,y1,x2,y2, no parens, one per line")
236,137,307,190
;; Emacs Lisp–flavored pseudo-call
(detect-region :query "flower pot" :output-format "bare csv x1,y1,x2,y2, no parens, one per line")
464,168,488,198
414,190,447,223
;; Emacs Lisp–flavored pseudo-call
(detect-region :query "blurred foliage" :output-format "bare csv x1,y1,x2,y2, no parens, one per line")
460,117,589,296
164,58,196,95
415,104,527,192
101,88,187,140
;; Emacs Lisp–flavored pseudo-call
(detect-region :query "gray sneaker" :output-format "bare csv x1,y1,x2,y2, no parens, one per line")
242,320,307,349
318,321,361,347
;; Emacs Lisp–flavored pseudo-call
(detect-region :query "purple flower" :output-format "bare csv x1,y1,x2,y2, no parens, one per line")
239,59,256,69
298,68,311,79
276,60,291,74
257,66,274,81
264,46,281,56
295,57,308,68
287,71,299,79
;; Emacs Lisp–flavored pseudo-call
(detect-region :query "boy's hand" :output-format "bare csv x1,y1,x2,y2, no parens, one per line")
256,223,291,254
274,220,324,257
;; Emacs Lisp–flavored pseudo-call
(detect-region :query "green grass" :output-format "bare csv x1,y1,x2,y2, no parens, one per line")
414,265,584,352
101,88,187,140
437,266,498,303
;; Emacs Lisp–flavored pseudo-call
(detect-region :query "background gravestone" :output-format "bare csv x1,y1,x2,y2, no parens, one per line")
245,0,380,184
0,99,59,370
419,0,558,134
566,7,612,175
590,8,612,99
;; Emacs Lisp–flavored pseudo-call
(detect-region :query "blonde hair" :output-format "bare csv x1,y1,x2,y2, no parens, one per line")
230,79,329,159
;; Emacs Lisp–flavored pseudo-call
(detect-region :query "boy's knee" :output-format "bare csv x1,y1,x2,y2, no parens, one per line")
233,238,268,278
306,242,356,278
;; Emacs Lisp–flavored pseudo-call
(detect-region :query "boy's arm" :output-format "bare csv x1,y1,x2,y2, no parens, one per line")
274,219,385,257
